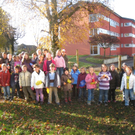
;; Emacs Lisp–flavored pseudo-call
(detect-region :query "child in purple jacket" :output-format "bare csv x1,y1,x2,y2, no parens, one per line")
97,64,112,106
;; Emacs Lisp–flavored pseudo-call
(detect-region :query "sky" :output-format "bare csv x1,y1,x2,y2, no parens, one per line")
2,0,135,46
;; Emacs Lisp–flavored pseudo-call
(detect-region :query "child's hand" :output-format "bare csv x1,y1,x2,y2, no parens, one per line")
64,82,66,85
5,83,8,86
58,86,60,88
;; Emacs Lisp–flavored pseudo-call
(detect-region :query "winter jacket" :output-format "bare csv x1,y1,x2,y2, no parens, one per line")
7,59,14,73
36,60,44,71
121,73,135,92
43,59,56,72
54,56,66,68
62,55,68,68
0,69,10,86
61,73,74,91
10,73,19,88
85,73,98,89
31,70,45,89
70,69,80,84
109,70,120,89
19,71,31,87
77,72,87,88
22,58,33,73
98,71,112,90
45,72,61,88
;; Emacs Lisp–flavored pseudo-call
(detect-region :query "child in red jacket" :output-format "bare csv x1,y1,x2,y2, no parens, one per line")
0,64,11,100
77,67,87,102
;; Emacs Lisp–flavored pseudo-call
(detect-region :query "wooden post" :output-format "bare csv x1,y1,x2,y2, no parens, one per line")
76,49,79,68
133,55,135,70
118,55,121,71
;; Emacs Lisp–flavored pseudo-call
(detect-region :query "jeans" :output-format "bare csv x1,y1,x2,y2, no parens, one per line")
123,88,125,101
88,89,94,103
35,88,44,102
56,67,64,78
99,89,109,103
11,84,20,99
2,86,10,99
125,89,135,106
79,88,86,99
108,89,115,101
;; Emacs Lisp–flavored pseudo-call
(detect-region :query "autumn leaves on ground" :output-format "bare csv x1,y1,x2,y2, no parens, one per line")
0,90,135,135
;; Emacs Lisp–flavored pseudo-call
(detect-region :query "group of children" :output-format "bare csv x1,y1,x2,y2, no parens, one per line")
0,49,135,107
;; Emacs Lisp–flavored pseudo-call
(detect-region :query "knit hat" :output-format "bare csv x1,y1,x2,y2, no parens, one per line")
64,67,69,72
73,63,78,68
49,63,55,68
61,49,66,53
122,63,127,67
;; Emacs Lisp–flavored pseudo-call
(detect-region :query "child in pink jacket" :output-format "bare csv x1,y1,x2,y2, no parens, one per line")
54,49,66,78
85,67,98,105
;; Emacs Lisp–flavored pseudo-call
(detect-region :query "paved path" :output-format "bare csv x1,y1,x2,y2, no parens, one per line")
79,56,133,70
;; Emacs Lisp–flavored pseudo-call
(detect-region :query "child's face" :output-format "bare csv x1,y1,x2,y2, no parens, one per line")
15,68,19,73
57,51,61,56
110,65,115,71
35,67,40,73
44,51,48,55
47,53,51,59
16,57,19,61
3,66,7,71
40,56,44,61
126,67,131,75
102,65,107,72
89,68,94,74
65,70,69,75
73,66,77,70
50,67,55,71
81,69,85,73
25,54,29,59
62,51,66,56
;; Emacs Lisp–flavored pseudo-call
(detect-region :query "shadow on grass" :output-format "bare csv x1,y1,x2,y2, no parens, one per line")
0,90,135,134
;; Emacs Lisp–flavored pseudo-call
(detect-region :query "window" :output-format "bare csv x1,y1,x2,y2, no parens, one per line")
121,44,123,48
121,34,123,37
124,33,130,37
89,29,97,36
89,14,98,22
125,44,130,47
121,23,123,27
124,22,131,26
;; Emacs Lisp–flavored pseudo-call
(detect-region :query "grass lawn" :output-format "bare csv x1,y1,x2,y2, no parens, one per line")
86,55,117,64
0,89,135,134
67,55,94,68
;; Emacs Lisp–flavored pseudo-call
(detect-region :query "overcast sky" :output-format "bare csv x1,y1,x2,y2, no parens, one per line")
2,0,135,45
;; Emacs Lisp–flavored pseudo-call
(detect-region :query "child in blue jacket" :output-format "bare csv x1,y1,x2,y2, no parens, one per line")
71,63,80,99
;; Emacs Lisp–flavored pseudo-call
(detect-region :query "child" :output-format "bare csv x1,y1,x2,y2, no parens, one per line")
31,64,45,105
61,68,74,103
98,64,112,106
43,53,56,74
61,49,68,68
121,66,135,107
108,64,120,102
77,67,87,102
71,63,80,99
19,65,36,102
54,49,66,78
45,63,60,105
85,67,98,105
10,66,21,101
0,64,11,100
36,55,44,71
14,55,22,72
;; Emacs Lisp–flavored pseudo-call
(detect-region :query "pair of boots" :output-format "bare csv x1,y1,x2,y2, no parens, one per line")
65,98,72,104
131,100,135,107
